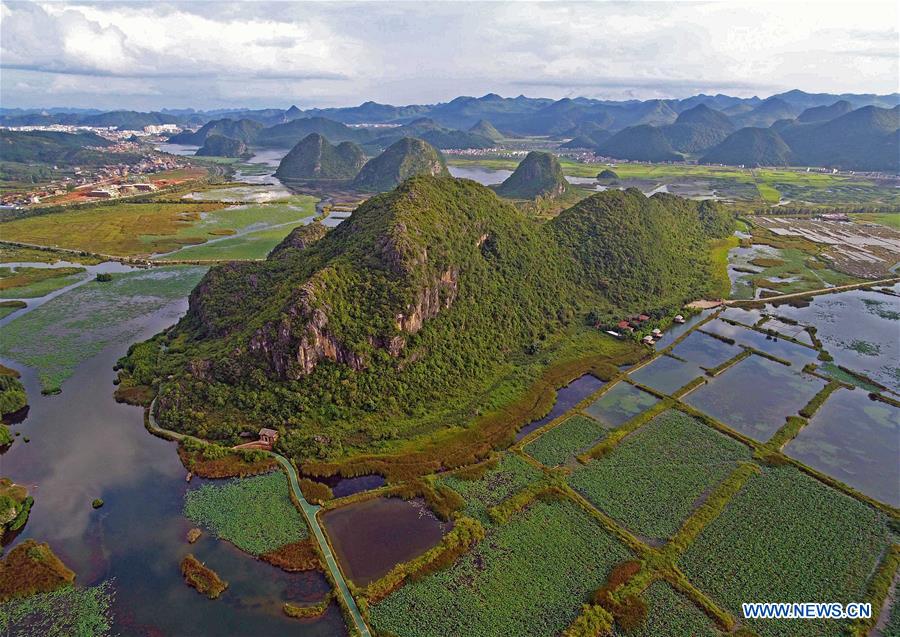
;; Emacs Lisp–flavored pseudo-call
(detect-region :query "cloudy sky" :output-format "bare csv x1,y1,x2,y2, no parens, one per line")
1,1,897,110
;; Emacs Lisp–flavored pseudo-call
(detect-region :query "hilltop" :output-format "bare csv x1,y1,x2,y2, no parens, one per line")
274,133,366,181
353,137,449,191
195,135,250,158
169,118,262,145
122,177,732,465
468,119,503,141
701,127,793,166
493,151,569,199
596,125,682,162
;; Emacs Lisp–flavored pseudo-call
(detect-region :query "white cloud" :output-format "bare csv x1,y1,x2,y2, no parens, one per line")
1,0,897,109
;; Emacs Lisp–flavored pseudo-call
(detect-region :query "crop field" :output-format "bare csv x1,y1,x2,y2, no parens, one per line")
523,414,608,466
369,497,632,637
684,355,826,442
786,388,900,506
0,266,206,392
680,466,891,637
614,582,720,637
853,212,900,231
583,381,659,428
0,265,87,298
569,410,750,539
440,454,543,522
183,472,308,555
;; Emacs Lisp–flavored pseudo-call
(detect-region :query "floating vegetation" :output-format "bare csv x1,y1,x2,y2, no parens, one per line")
183,472,308,555
846,339,881,356
569,410,750,539
0,581,115,637
680,467,890,637
524,414,608,466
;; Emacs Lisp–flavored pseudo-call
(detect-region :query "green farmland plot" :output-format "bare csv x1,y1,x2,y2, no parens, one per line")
440,454,543,523
615,581,721,637
679,466,891,637
369,497,632,637
523,414,608,466
569,410,750,539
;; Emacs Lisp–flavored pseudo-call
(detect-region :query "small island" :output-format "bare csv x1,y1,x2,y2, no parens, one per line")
181,554,228,599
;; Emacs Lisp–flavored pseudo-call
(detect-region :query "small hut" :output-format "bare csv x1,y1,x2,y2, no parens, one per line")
258,428,279,446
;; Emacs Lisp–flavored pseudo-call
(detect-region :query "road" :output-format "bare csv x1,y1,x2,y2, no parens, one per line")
146,399,371,637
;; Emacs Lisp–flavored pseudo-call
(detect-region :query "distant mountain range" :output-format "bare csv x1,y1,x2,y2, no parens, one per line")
2,89,898,171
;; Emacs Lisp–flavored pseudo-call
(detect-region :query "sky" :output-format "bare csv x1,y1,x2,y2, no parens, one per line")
1,0,898,111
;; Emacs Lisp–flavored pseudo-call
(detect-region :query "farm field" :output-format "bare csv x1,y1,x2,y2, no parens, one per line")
0,265,87,298
569,409,750,539
183,472,309,555
439,454,543,523
786,388,900,506
155,218,313,261
853,212,900,231
614,581,721,637
368,497,632,637
583,381,659,427
679,466,891,637
523,414,607,466
0,265,206,392
684,355,826,442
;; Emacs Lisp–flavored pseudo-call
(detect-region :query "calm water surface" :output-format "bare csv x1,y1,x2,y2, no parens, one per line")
515,374,605,441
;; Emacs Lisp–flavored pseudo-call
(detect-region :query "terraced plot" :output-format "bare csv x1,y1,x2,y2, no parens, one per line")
569,410,750,539
583,381,659,428
684,355,826,442
786,388,900,506
680,466,891,637
629,355,704,395
523,414,607,466
369,497,631,637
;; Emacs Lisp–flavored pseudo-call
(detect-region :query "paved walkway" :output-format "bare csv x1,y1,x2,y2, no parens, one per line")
147,400,371,637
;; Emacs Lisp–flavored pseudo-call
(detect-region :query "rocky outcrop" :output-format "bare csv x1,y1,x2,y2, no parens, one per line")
396,267,459,333
269,222,328,259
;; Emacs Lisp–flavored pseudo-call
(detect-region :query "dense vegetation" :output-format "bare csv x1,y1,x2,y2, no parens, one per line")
0,540,75,602
597,124,682,162
439,455,543,522
680,466,891,637
182,472,308,555
0,374,27,418
369,497,631,636
569,409,750,538
195,134,250,158
524,414,607,466
353,137,448,190
493,151,568,199
275,133,366,180
0,582,114,637
701,127,794,166
121,177,731,468
181,554,228,599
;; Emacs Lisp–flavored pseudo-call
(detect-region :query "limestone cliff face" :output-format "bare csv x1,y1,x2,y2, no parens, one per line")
396,267,459,333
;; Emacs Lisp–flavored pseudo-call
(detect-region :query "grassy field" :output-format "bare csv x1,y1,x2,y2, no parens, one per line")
156,219,312,261
853,212,900,230
369,497,631,637
0,300,26,319
183,472,308,555
569,410,750,539
679,466,890,637
0,266,87,298
523,414,607,466
439,454,543,523
0,266,206,392
0,192,317,259
709,236,739,298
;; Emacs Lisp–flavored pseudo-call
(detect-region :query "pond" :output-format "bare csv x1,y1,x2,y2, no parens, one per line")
700,320,819,368
583,381,659,428
319,497,450,587
684,355,826,442
785,388,900,507
765,286,900,391
515,373,606,441
447,165,513,185
670,330,740,369
629,355,704,395
651,310,713,349
0,273,344,635
303,473,387,499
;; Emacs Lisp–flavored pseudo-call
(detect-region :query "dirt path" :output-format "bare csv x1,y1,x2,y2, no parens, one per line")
725,277,900,306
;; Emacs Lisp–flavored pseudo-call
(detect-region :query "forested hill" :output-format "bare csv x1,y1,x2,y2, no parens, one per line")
124,176,732,462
